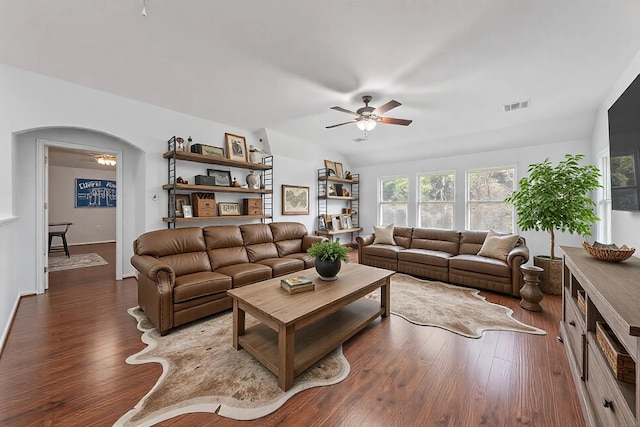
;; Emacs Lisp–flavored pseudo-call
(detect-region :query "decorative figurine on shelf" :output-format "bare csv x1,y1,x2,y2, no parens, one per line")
246,170,260,189
176,176,188,184
249,145,265,164
187,136,193,152
231,177,241,187
344,171,352,180
342,188,350,197
176,137,185,151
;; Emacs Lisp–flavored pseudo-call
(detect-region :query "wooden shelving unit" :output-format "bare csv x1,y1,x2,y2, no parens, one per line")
164,136,273,228
316,168,360,243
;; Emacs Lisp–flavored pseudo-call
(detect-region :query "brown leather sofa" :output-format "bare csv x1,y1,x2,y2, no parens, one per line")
356,227,529,296
131,222,324,335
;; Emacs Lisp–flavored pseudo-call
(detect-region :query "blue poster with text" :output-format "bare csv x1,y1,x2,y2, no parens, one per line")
75,178,116,208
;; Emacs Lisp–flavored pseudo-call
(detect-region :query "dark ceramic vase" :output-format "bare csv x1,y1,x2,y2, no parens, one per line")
314,260,342,281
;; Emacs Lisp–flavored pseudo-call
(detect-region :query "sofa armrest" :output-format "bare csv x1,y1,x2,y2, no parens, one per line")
507,245,530,296
302,235,327,251
356,234,374,247
131,254,176,284
507,245,530,268
355,234,375,264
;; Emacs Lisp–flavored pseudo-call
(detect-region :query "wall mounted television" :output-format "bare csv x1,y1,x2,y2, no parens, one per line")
608,73,640,211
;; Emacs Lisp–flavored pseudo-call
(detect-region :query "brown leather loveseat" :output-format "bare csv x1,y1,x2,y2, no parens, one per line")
131,222,324,335
356,227,529,296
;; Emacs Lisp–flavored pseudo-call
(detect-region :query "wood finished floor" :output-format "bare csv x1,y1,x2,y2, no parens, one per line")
0,244,585,426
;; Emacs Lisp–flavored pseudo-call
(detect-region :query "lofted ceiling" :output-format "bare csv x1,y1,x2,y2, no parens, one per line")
2,1,640,167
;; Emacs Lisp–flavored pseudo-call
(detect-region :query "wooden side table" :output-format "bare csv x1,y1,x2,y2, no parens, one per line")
519,265,544,312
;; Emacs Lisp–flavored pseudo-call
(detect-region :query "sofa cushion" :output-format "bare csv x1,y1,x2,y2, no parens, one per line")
373,224,396,245
458,230,489,255
207,247,250,269
135,227,206,257
246,242,280,262
215,263,272,287
398,248,453,268
275,239,303,257
477,230,520,261
449,254,511,278
257,258,305,277
362,244,404,259
203,225,244,249
283,253,316,268
410,228,460,255
173,271,232,303
161,252,213,277
270,222,308,242
240,223,274,245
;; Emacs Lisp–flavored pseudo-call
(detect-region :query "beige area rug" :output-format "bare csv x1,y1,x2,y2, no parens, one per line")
48,253,108,272
114,308,350,426
367,273,546,338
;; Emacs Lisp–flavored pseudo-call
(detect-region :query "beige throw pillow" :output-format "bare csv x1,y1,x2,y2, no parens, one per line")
477,230,520,261
373,224,396,245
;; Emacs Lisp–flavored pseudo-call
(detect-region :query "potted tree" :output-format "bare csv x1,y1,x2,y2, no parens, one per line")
307,240,351,281
505,154,600,294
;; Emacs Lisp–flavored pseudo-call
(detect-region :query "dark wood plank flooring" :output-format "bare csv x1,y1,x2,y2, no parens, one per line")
0,244,584,426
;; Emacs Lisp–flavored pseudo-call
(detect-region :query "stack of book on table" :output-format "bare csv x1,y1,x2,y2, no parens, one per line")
280,276,315,294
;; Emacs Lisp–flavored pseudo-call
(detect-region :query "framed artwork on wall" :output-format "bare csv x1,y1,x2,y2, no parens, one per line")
225,133,247,162
282,185,309,215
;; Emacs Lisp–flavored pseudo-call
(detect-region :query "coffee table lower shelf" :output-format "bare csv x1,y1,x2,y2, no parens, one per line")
238,298,382,380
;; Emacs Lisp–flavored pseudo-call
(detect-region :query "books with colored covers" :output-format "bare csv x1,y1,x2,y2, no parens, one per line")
280,276,315,294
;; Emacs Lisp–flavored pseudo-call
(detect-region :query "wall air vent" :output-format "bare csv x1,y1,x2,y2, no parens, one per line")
503,99,530,112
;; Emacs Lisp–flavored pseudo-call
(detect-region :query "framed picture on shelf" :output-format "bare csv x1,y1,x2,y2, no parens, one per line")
282,185,309,215
328,184,337,196
331,216,342,231
174,194,191,217
318,215,327,231
182,205,193,218
225,133,248,162
335,162,344,178
207,169,232,187
324,160,336,176
334,183,343,196
341,214,353,229
218,202,240,216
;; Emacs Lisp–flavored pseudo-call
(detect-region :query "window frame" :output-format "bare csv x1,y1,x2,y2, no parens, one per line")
417,170,456,229
378,175,409,226
466,165,516,232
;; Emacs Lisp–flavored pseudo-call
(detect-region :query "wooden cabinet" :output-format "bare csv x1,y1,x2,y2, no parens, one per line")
163,136,273,227
315,168,362,243
560,246,639,426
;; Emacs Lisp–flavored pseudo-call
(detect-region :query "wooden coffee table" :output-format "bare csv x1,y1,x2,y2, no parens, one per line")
227,263,393,391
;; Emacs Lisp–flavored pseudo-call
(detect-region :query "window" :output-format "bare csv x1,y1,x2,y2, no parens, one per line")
379,176,408,226
597,150,611,242
418,172,455,229
467,167,515,232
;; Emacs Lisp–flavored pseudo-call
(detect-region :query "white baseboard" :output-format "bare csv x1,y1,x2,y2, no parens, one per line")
0,292,34,356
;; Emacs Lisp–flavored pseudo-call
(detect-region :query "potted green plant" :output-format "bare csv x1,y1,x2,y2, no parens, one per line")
307,240,351,281
505,154,600,294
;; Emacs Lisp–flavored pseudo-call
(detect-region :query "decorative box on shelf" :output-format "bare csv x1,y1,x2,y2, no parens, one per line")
192,193,217,217
577,290,586,315
243,198,263,215
595,321,636,384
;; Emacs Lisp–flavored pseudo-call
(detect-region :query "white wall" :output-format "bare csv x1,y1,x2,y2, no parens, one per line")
591,49,640,254
49,165,116,244
355,139,593,261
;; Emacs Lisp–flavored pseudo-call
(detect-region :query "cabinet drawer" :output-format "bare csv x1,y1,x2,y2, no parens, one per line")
564,297,586,378
586,338,635,426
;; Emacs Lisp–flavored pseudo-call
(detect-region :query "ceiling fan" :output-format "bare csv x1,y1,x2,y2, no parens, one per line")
326,95,412,132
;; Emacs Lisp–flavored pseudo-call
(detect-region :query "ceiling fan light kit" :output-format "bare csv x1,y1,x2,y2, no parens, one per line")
326,95,412,134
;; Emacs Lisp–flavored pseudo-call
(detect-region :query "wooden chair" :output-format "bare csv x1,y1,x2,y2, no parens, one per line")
49,222,72,257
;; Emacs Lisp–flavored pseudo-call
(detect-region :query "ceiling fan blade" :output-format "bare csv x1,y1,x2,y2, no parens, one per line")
379,117,413,126
326,120,357,129
330,106,358,115
372,100,401,115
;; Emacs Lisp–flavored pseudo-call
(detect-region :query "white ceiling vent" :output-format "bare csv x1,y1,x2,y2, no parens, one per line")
503,99,530,112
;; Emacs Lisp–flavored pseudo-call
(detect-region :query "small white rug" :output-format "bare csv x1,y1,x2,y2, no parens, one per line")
48,253,108,272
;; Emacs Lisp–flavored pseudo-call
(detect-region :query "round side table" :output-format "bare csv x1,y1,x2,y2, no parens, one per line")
520,265,544,312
